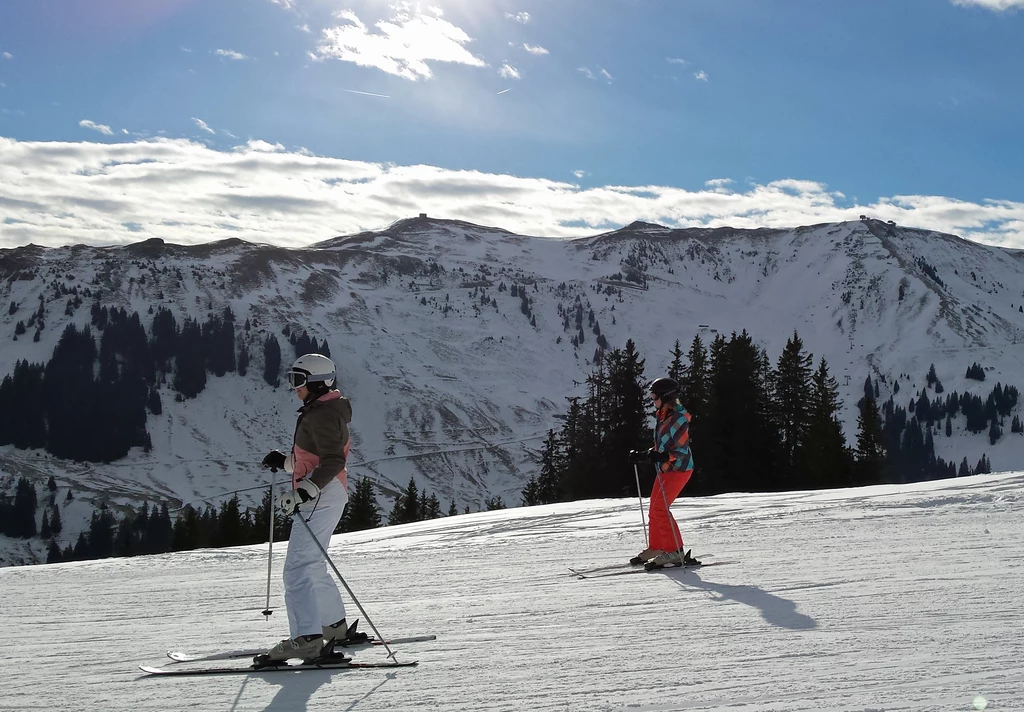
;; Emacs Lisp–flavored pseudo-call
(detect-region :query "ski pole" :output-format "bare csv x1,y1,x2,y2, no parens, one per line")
262,468,276,618
294,514,400,662
633,464,648,545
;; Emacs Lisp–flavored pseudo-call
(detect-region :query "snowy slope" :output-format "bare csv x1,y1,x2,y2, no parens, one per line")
2,473,1022,711
1,216,1024,564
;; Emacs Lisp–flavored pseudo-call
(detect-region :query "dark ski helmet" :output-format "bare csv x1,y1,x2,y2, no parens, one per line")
649,377,679,401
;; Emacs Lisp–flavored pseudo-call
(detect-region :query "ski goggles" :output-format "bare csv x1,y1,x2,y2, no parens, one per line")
286,370,311,389
286,369,335,389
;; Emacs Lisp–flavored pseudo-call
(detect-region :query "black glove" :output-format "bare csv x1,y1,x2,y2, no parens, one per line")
628,449,650,464
629,448,661,464
262,450,287,472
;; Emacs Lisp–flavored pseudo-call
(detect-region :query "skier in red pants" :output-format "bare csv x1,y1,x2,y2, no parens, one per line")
628,377,700,569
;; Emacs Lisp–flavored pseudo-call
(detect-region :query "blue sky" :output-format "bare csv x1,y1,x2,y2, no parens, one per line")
0,0,1022,249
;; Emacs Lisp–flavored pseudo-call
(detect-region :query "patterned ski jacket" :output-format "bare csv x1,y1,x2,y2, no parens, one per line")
283,390,352,490
653,401,694,474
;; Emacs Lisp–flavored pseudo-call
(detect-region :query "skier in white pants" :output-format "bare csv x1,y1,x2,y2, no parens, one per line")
261,353,354,662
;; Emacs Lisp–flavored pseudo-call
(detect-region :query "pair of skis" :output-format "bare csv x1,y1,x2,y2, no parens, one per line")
141,633,435,677
569,556,736,579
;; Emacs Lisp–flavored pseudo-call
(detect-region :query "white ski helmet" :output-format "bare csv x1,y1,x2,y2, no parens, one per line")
287,353,336,390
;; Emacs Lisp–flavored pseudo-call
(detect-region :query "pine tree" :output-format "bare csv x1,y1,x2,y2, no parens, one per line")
520,476,540,507
172,506,201,551
701,332,776,493
598,341,649,497
802,357,851,488
149,503,174,553
46,539,62,564
173,318,207,399
343,477,382,532
144,385,162,416
72,531,91,560
237,345,249,377
533,430,564,504
667,340,685,383
12,477,38,538
40,510,51,539
388,477,420,525
50,502,62,535
217,495,244,547
679,335,709,419
448,499,458,516
484,495,506,510
87,503,116,558
419,493,442,520
773,332,814,486
989,419,1002,445
854,395,886,485
263,334,281,387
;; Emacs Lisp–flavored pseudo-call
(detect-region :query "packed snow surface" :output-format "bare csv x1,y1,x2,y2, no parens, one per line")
3,472,1022,711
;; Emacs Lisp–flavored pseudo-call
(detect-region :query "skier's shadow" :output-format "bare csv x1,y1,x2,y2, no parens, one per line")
668,572,817,631
258,669,399,711
259,671,329,711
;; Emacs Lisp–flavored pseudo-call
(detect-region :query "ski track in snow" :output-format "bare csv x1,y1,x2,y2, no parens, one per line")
3,473,1023,711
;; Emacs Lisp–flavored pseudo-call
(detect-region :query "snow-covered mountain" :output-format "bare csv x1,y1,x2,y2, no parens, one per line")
3,473,1023,711
2,216,1024,565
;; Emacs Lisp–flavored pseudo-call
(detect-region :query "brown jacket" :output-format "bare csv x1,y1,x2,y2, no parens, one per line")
287,390,352,489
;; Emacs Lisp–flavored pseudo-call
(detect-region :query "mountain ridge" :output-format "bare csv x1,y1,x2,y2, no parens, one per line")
2,215,1023,565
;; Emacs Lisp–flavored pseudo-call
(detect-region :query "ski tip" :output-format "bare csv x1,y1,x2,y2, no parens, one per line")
140,665,165,674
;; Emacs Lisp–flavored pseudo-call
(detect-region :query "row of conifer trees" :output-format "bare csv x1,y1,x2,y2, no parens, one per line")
521,331,1003,506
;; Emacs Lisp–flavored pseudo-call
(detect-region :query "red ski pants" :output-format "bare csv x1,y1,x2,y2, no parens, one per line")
648,469,692,552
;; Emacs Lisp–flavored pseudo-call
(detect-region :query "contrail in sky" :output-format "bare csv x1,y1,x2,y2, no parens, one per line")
343,89,390,98
497,88,512,95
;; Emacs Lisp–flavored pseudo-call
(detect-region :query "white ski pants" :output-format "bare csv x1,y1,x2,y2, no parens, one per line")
284,478,348,639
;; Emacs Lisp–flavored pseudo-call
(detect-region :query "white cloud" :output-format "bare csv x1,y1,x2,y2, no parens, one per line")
215,49,248,60
270,0,296,9
505,12,531,23
315,8,486,80
666,57,687,65
2,52,12,60
78,120,113,136
572,170,587,179
523,43,549,55
599,68,613,83
221,129,238,139
297,24,311,33
499,64,520,80
180,47,192,53
705,178,734,191
694,70,708,81
192,117,215,134
3,137,1021,249
578,66,595,80
951,0,1024,9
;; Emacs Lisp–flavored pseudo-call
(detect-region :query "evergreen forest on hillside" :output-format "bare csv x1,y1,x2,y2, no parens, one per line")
0,295,1019,566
